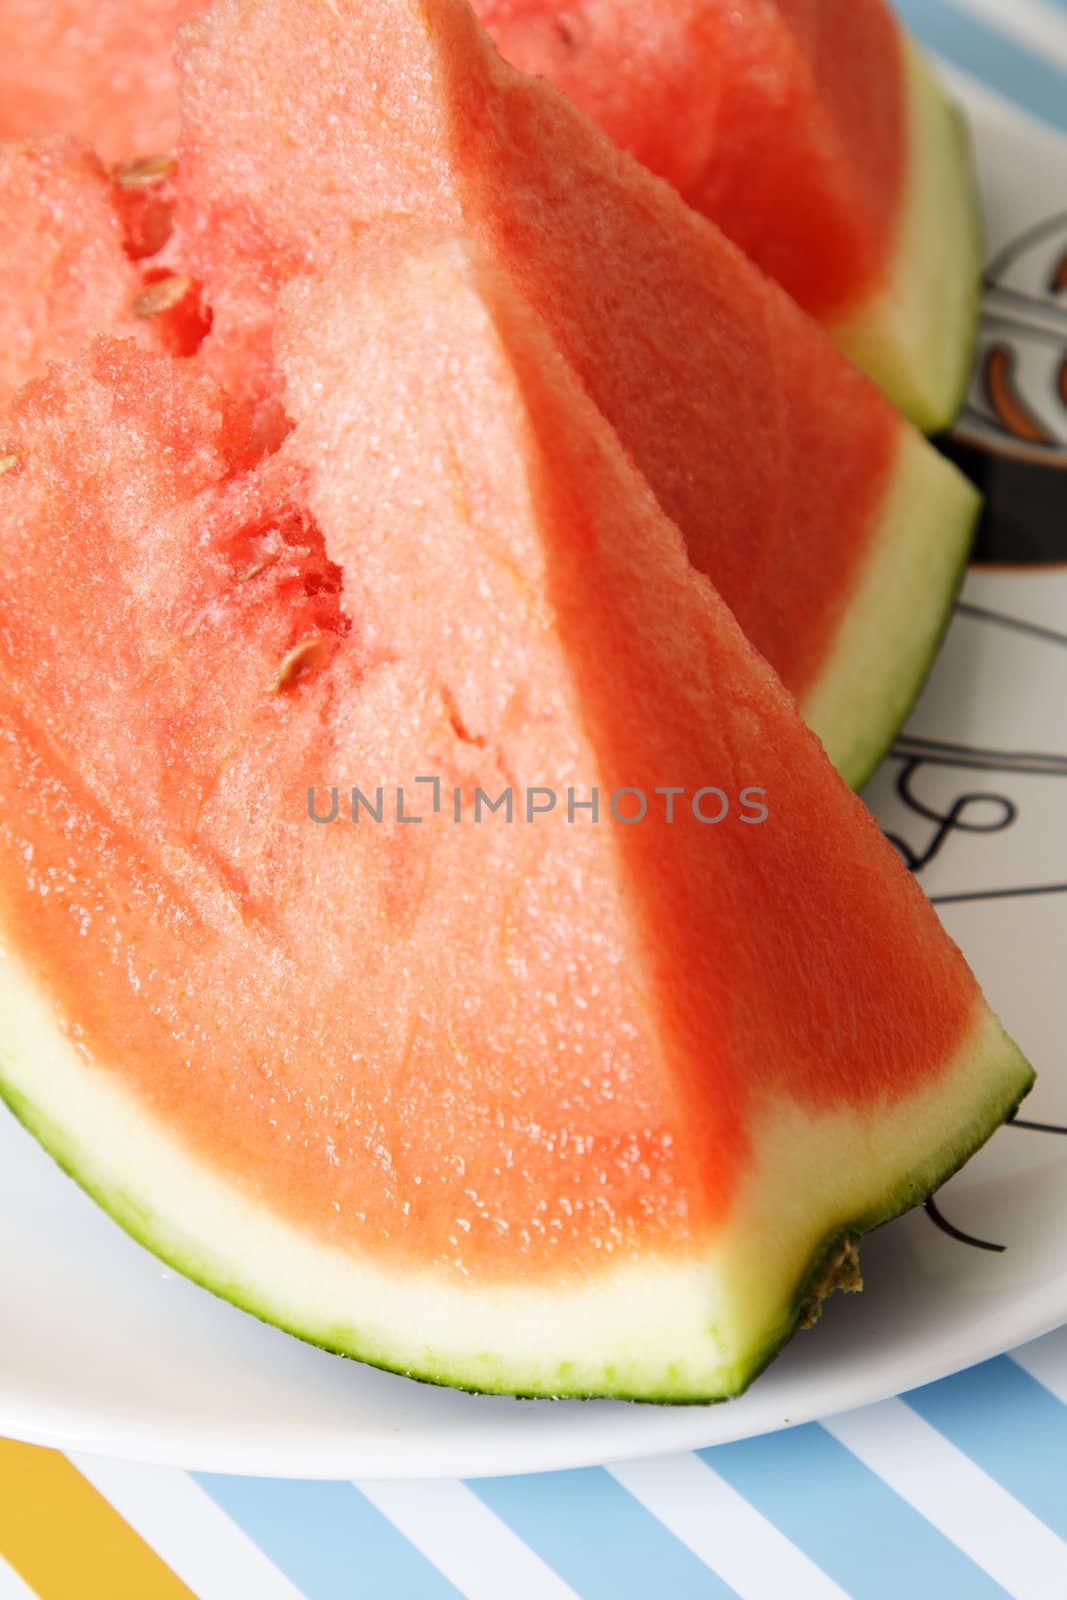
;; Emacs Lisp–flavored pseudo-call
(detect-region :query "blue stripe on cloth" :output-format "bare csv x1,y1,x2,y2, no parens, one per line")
700,1423,1012,1600
193,1474,466,1600
894,0,1067,134
469,1466,740,1600
905,1356,1067,1540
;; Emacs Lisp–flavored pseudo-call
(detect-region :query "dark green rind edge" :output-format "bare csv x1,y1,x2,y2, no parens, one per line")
730,1046,1035,1409
846,486,980,796
0,1033,1034,1406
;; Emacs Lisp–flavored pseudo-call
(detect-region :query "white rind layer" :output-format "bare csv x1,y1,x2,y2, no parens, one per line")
832,42,984,435
0,922,1032,1401
800,425,979,792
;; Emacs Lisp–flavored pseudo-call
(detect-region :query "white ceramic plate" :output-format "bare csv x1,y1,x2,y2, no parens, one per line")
2,74,1066,1480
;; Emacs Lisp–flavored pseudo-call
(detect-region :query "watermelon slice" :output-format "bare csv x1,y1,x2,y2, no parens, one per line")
0,137,160,408
0,234,1032,1401
173,0,978,791
473,0,982,433
0,0,979,431
0,0,204,165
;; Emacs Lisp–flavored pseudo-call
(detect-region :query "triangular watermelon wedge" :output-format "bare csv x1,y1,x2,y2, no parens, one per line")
0,232,1031,1401
174,0,979,790
473,0,982,433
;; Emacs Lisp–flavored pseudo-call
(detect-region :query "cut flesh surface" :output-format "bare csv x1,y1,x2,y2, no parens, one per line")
174,0,979,784
0,0,205,164
473,0,983,431
0,137,158,408
0,0,981,428
0,237,1032,1399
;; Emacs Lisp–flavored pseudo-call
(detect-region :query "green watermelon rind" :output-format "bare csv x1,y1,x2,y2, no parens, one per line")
0,1007,1033,1405
732,1048,1034,1407
933,95,986,436
833,43,985,438
802,425,981,793
850,480,979,798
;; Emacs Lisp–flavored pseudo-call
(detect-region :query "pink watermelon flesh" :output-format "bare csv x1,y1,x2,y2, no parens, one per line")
474,0,905,323
472,0,982,432
110,153,182,262
0,0,977,429
0,0,205,165
0,138,212,409
0,137,160,408
172,0,971,782
0,0,903,325
0,235,1031,1398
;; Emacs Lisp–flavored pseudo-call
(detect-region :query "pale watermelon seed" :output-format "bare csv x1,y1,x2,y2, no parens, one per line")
270,635,332,693
237,552,282,583
115,154,177,190
133,275,193,318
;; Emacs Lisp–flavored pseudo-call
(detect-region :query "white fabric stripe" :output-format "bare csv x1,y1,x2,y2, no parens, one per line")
354,1478,580,1600
0,1556,36,1600
67,1455,306,1600
825,1400,1067,1600
946,0,1067,72
608,1453,852,1600
1011,1327,1067,1404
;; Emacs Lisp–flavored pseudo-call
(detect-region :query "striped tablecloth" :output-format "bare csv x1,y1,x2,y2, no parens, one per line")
1,1327,1066,1598
3,2,1067,1597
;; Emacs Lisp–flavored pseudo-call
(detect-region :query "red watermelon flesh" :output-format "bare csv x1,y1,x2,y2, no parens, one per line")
0,0,204,165
0,0,979,429
110,153,182,262
474,0,982,432
0,137,162,408
0,138,212,408
0,234,1031,1398
175,0,978,787
474,0,725,198
475,0,904,322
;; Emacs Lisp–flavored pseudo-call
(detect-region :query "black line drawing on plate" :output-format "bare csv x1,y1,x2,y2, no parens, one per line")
963,212,1067,459
885,757,1018,876
943,212,1067,562
925,1114,1067,1256
884,602,1067,1250
954,601,1067,650
924,1196,1006,1255
885,744,1066,897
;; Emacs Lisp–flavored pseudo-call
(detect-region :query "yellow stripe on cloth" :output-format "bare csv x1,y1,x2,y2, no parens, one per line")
0,1439,197,1600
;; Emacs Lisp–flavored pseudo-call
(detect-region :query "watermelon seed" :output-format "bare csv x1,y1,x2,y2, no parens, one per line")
115,154,177,190
0,454,17,476
236,551,281,583
270,635,333,693
132,275,193,319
